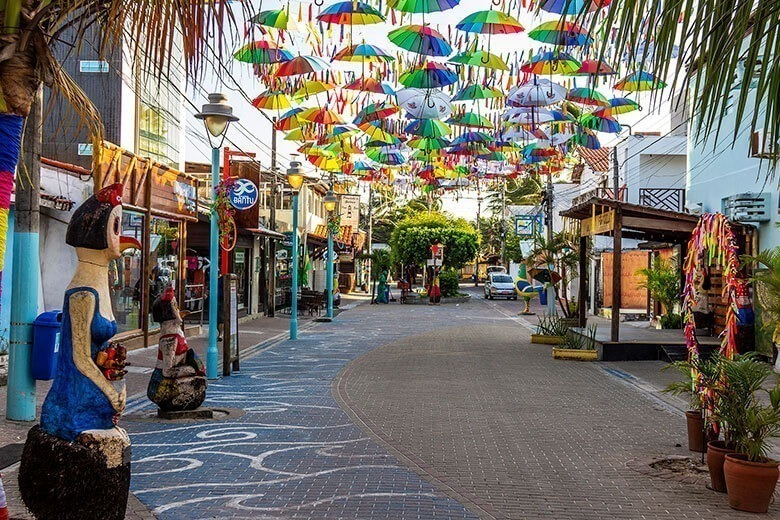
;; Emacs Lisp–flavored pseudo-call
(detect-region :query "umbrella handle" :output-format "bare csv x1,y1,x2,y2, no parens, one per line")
481,53,490,64
492,0,501,5
426,96,436,108
314,0,324,5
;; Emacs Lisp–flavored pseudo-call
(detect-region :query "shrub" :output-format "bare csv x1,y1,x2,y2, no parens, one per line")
438,268,460,297
660,312,682,329
561,325,597,350
536,315,569,337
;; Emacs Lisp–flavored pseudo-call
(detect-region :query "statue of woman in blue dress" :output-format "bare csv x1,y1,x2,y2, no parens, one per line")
20,183,141,520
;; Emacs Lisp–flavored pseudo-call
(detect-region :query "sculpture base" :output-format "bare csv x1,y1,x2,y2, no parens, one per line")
151,375,207,412
157,407,214,420
19,425,131,520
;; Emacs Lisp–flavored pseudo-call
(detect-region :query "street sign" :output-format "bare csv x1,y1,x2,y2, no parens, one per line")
229,178,259,210
339,194,361,228
515,215,542,238
581,209,616,236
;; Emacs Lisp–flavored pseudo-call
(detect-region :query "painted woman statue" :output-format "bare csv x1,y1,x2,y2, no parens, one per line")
19,183,140,520
147,286,207,412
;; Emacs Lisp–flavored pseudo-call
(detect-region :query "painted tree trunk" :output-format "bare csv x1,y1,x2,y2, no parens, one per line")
0,113,24,296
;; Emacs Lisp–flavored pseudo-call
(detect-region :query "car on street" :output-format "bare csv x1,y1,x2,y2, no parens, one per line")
484,273,517,300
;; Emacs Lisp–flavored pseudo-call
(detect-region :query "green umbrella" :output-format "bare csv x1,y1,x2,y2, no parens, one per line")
449,49,509,71
251,9,288,29
452,83,505,102
408,136,451,150
399,62,458,88
404,119,451,138
456,10,524,35
388,0,460,14
446,111,494,129
388,24,453,56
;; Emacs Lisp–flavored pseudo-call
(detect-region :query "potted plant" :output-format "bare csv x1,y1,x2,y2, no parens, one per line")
718,354,780,513
552,325,598,361
637,257,682,329
662,355,721,453
531,315,568,345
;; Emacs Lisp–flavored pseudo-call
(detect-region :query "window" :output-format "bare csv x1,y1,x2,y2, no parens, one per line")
148,218,181,331
79,60,110,73
78,143,93,156
109,212,145,334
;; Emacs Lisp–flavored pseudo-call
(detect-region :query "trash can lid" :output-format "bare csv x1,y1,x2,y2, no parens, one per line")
34,311,63,325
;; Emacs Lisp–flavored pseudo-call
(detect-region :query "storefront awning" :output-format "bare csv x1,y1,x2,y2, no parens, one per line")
245,225,285,240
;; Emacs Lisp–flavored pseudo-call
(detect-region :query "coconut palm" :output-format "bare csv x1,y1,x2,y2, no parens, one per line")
0,1,251,290
486,174,543,215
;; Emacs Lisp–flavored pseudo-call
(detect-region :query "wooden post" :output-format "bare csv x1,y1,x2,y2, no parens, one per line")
578,234,587,327
611,209,622,342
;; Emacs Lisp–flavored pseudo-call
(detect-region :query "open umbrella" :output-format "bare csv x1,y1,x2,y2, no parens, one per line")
614,71,666,91
572,59,616,76
388,0,460,14
388,24,452,56
507,79,567,107
570,131,601,149
396,88,453,119
366,146,406,165
539,0,611,15
332,43,394,63
408,136,451,150
580,113,621,133
520,51,581,75
276,108,304,131
251,91,293,111
275,55,329,77
343,77,396,96
316,1,385,25
299,106,345,125
456,10,524,35
449,49,509,71
250,9,288,29
234,41,292,64
353,101,400,124
324,125,361,143
358,121,401,144
292,80,336,100
446,111,493,129
451,131,494,146
527,21,593,47
452,83,505,102
592,97,641,117
566,87,609,106
404,118,451,138
399,62,458,89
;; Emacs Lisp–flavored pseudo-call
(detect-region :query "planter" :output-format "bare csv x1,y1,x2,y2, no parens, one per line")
723,453,780,513
531,334,564,345
706,440,736,493
685,411,717,453
552,348,598,361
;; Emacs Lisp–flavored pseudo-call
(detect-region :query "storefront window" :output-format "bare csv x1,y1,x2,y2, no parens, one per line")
109,212,144,334
149,218,180,331
235,247,251,311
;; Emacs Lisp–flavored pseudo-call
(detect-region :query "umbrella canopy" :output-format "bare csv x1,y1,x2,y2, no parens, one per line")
234,41,293,64
387,0,460,14
579,114,621,133
316,1,385,25
451,131,495,146
343,77,396,96
449,49,509,71
292,80,336,100
250,9,288,29
446,111,494,129
399,62,459,88
324,140,364,155
299,106,345,125
396,88,453,119
503,107,557,125
251,91,293,110
614,71,667,91
572,59,616,76
507,79,567,107
456,10,524,35
388,24,453,56
332,43,394,63
275,55,330,77
449,143,491,156
366,146,406,165
285,126,317,142
527,21,593,47
539,0,610,15
358,122,401,144
307,154,343,172
477,151,507,162
593,97,641,117
276,108,304,130
452,83,505,102
404,118,451,138
566,87,609,106
324,125,361,142
407,136,452,150
349,161,377,174
353,102,400,124
570,131,601,149
520,51,581,75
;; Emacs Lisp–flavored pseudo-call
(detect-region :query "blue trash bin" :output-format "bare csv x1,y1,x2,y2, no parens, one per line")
538,286,547,306
32,311,63,380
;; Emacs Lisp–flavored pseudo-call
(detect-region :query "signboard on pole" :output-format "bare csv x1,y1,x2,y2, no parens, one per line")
222,274,240,376
515,214,542,238
581,209,616,236
339,194,361,228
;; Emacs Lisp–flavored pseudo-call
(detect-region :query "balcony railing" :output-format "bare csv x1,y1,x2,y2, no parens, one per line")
639,188,686,213
572,186,626,207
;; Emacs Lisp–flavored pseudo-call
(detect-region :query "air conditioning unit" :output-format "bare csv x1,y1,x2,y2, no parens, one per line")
722,192,770,222
751,130,778,159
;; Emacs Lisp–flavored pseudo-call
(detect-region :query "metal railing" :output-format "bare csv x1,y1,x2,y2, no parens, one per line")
638,188,686,213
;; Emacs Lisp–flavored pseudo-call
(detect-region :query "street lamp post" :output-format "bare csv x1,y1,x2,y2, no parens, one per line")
323,190,338,320
195,93,238,380
286,160,305,339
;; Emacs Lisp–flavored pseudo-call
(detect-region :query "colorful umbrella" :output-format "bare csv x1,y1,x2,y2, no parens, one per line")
234,41,292,64
353,102,400,124
446,111,494,129
614,71,667,91
343,77,396,96
358,122,401,144
388,25,452,56
579,114,621,133
527,21,593,47
592,97,641,117
570,131,601,149
324,125,361,142
250,9,288,29
503,107,557,125
292,80,336,100
299,106,345,125
566,87,609,106
275,108,304,130
332,43,394,63
285,127,317,142
449,143,490,156
399,62,458,89
411,148,444,160
456,10,524,35
477,151,507,162
349,161,377,175
324,140,364,155
251,91,293,111
275,55,330,77
404,118,451,138
451,131,495,146
396,88,453,119
520,51,581,75
387,0,460,14
307,154,343,172
408,136,451,150
572,59,616,76
449,49,509,71
539,0,611,15
452,83,505,102
316,1,385,25
507,79,567,106
366,146,406,165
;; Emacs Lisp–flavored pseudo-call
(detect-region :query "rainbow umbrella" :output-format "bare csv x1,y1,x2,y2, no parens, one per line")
251,91,293,111
478,151,507,161
388,25,452,56
539,0,611,15
446,111,493,129
570,131,601,149
451,131,494,146
366,146,406,165
456,10,524,35
566,87,609,106
300,143,335,157
572,59,616,76
580,114,621,133
354,102,400,124
292,80,336,100
234,41,292,64
299,106,345,125
449,49,509,71
411,148,444,160
325,125,361,142
276,108,304,130
614,71,667,91
527,21,593,47
250,9,288,29
520,51,581,75
275,55,330,77
324,140,364,155
308,154,343,172
333,43,395,63
399,62,458,88
404,118,451,138
316,1,385,25
344,77,396,95
358,122,401,144
349,161,377,175
408,136,451,150
285,127,317,141
452,83,505,101
388,0,460,14
449,143,490,156
592,97,641,117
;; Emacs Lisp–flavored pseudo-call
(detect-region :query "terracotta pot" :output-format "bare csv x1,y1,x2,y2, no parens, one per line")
724,453,780,513
685,411,716,452
706,440,735,493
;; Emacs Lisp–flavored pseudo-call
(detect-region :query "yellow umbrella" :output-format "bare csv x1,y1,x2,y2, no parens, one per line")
292,80,337,100
251,91,293,111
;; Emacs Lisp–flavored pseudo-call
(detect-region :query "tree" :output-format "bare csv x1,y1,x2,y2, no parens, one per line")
370,194,434,244
527,231,580,317
390,212,479,270
485,174,543,216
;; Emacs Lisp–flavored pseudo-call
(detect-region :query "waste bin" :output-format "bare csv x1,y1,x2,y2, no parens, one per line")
32,311,63,380
538,286,547,306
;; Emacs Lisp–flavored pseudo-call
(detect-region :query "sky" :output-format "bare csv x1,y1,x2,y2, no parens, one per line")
185,0,680,220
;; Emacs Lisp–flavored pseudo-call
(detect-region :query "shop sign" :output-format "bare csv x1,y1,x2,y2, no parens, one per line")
339,194,360,228
229,178,259,210
582,209,616,236
174,181,197,213
515,214,542,238
235,250,245,263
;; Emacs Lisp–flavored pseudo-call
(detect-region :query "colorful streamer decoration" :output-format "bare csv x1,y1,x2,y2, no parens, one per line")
0,114,23,293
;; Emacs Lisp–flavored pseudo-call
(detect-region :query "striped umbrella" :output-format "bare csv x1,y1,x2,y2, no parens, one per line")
251,91,293,111
332,43,395,63
452,83,505,102
399,61,458,89
456,10,524,35
528,21,593,47
388,0,460,14
316,1,385,25
234,41,292,64
614,71,667,91
275,55,330,77
566,87,610,106
388,24,452,56
344,77,396,96
250,9,288,29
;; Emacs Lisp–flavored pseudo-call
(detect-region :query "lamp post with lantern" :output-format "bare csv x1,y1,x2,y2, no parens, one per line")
195,93,238,380
322,190,338,320
286,160,305,339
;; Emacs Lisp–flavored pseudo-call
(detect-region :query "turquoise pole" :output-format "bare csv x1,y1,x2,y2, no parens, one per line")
326,229,334,319
206,146,220,379
7,222,38,421
290,193,299,339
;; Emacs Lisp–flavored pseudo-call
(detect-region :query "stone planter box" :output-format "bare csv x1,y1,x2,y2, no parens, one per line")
552,348,598,361
403,294,471,305
530,334,564,345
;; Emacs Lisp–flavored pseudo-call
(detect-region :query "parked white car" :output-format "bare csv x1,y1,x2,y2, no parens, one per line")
484,273,517,300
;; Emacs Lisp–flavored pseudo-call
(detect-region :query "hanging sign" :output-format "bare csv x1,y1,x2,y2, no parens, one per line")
229,178,259,210
581,209,616,236
515,215,542,238
339,194,361,228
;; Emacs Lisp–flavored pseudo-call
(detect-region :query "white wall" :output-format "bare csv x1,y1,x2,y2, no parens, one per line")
619,135,687,204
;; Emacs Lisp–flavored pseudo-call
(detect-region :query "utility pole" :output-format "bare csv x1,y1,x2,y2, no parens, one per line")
367,182,374,301
267,119,277,317
475,175,481,286
544,169,555,315
500,177,506,268
612,146,620,201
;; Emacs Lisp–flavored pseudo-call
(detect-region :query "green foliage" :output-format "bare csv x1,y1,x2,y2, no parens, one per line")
662,354,723,414
528,232,581,317
562,325,597,351
536,314,569,337
486,175,543,215
366,249,393,278
438,268,460,298
389,212,479,269
370,194,440,244
745,248,780,342
660,313,683,329
636,257,681,313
